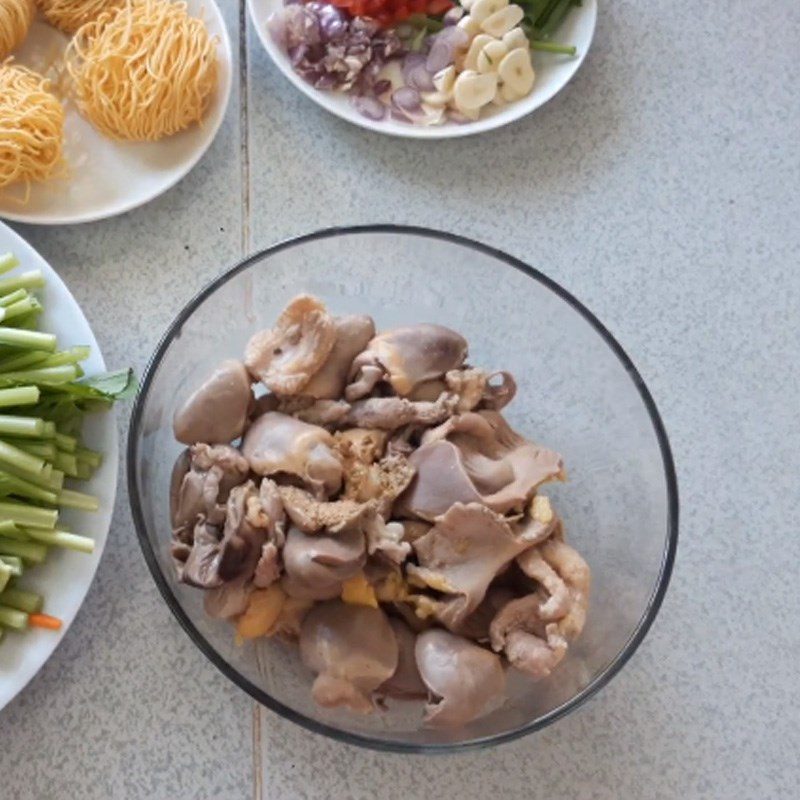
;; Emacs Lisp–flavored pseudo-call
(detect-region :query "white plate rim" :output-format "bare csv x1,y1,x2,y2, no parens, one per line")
247,0,596,139
0,220,118,713
0,0,233,226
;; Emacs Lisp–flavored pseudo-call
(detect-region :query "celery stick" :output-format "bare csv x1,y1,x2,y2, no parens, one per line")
4,439,56,460
58,488,99,512
2,461,61,491
0,605,28,630
0,520,20,537
0,365,76,383
0,254,20,276
0,270,45,295
0,587,42,614
0,297,38,324
46,469,64,492
0,500,57,529
0,328,56,353
0,415,44,438
0,562,10,593
0,555,22,576
41,421,56,438
75,446,101,468
53,451,78,477
0,386,39,408
0,524,28,542
55,432,77,454
0,536,47,563
0,438,46,478
0,473,58,504
0,350,50,372
36,346,91,369
75,461,93,480
0,289,27,308
25,528,94,554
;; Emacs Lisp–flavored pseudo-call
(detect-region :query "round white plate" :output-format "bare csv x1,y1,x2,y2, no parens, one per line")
0,221,118,712
0,1,232,225
248,0,596,139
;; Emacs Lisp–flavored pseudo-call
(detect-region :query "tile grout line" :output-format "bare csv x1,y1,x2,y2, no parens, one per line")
240,0,252,258
253,703,263,800
239,4,261,799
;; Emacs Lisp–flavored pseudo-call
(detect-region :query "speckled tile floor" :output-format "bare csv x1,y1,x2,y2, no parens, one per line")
1,1,799,798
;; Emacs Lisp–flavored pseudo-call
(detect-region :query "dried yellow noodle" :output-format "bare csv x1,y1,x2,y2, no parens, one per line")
66,0,218,142
36,0,126,35
0,0,35,59
0,62,65,198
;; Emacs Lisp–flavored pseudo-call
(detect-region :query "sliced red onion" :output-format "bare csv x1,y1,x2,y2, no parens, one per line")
438,24,470,49
314,73,339,89
402,52,427,82
392,86,422,112
275,1,404,96
284,5,321,47
407,64,435,92
354,95,387,120
267,12,287,46
425,42,452,74
393,103,441,125
288,44,308,66
425,27,468,73
316,4,347,42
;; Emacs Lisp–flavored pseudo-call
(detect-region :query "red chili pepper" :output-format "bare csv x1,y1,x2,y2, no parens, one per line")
427,0,453,16
328,0,454,28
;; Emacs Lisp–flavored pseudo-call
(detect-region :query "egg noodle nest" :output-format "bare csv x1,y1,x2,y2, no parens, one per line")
0,0,34,59
0,61,64,197
36,0,125,35
65,0,218,142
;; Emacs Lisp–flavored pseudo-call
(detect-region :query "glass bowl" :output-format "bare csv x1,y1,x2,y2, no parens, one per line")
127,226,678,753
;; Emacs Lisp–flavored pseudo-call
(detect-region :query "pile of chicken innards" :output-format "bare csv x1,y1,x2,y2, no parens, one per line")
169,295,590,728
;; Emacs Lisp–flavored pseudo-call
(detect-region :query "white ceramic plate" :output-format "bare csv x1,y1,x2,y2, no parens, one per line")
248,0,596,139
0,1,232,225
0,221,118,712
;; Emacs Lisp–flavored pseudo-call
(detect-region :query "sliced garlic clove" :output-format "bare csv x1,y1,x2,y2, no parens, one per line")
453,69,499,111
500,80,523,102
501,26,529,52
457,15,481,39
477,39,508,73
464,33,494,71
469,0,509,25
433,65,456,94
498,47,535,97
421,90,451,107
480,4,524,38
449,105,481,122
420,104,446,125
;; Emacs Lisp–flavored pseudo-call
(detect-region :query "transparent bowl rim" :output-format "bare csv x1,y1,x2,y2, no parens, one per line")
127,224,679,754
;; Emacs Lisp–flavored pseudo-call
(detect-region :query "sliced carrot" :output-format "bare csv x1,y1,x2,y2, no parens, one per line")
28,612,62,630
